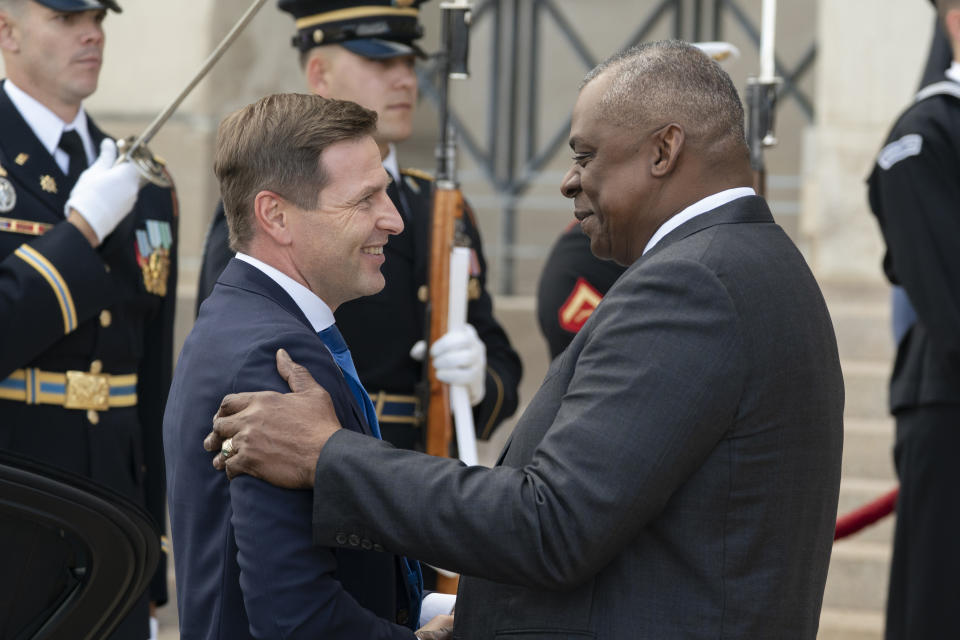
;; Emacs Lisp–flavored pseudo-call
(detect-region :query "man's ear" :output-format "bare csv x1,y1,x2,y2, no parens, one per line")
253,191,293,245
0,12,21,54
945,8,960,47
305,49,331,96
651,123,684,178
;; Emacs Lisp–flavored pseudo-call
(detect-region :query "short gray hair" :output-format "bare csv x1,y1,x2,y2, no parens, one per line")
582,40,747,158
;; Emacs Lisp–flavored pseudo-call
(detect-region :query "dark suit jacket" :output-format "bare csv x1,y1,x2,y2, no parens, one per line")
163,259,416,639
311,196,845,639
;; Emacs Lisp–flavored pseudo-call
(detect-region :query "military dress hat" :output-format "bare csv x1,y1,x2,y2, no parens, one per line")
278,0,428,59
33,0,122,12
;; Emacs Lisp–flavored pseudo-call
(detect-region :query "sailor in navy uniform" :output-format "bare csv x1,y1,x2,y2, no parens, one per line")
867,1,960,637
196,0,521,453
0,1,176,638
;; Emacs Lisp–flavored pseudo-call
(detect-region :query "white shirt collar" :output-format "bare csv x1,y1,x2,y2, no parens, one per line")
643,187,756,255
947,61,960,85
382,143,400,184
235,252,335,333
3,80,95,172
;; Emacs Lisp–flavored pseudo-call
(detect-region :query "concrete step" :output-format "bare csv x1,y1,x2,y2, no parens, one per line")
840,418,896,481
823,540,892,612
841,361,891,422
829,299,895,364
818,607,884,640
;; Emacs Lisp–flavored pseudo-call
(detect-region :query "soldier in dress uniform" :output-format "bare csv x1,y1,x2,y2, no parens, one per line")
0,1,177,638
196,0,521,454
867,1,960,637
536,220,625,359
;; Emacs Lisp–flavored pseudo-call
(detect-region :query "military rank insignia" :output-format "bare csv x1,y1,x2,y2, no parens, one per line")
558,277,603,333
135,220,172,296
40,175,57,194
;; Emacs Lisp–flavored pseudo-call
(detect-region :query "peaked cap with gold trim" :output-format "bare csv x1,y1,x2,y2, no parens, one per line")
278,0,429,58
34,0,122,13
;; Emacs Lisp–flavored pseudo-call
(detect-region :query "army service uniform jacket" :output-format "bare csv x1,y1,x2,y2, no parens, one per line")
0,82,177,624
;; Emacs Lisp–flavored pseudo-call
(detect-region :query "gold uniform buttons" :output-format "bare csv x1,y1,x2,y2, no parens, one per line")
87,409,99,425
99,310,112,327
90,360,103,374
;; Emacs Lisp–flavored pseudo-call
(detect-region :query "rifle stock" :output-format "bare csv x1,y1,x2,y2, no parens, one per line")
425,186,462,457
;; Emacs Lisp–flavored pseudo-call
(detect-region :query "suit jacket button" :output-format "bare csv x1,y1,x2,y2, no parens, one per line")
335,533,347,545
396,609,408,625
361,538,372,550
348,534,360,546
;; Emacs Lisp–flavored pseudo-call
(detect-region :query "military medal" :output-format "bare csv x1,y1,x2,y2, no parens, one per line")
0,177,15,213
135,220,173,296
40,175,57,194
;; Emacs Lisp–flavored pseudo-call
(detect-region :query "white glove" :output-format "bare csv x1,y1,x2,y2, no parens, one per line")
429,324,486,406
65,138,141,243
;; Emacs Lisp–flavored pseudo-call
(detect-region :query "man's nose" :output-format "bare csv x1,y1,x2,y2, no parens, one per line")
379,196,404,235
560,166,581,199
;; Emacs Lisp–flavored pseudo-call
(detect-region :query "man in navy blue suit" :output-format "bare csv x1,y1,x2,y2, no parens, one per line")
162,93,453,640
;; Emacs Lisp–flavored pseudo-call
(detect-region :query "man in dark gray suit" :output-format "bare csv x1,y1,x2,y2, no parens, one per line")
206,40,844,639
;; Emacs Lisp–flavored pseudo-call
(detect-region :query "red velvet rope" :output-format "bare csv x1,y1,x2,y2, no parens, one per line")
834,487,899,541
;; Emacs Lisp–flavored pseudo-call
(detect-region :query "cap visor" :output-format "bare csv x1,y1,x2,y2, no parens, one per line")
36,0,121,12
341,38,425,60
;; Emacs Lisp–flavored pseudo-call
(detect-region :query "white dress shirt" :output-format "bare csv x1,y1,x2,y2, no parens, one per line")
235,252,335,333
3,79,95,175
643,187,756,255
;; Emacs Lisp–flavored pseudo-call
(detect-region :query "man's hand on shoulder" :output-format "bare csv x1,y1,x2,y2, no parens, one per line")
204,348,342,487
415,614,454,640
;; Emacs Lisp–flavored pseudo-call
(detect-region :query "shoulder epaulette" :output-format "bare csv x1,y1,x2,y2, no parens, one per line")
914,80,960,103
399,167,434,182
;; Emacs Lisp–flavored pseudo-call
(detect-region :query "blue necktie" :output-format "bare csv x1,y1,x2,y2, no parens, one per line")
317,324,381,440
316,323,424,627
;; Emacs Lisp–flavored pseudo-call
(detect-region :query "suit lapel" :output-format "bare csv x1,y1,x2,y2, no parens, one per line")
0,82,71,217
217,259,372,436
642,195,774,261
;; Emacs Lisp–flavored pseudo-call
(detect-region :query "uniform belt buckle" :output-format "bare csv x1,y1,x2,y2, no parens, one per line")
64,370,110,411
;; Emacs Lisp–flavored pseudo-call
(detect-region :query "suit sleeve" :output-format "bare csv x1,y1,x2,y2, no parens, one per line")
460,200,522,439
230,334,414,640
312,258,744,590
0,222,114,378
137,184,179,606
871,112,960,362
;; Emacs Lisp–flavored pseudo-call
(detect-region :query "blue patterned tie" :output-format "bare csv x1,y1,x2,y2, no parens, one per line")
316,324,381,440
316,323,424,627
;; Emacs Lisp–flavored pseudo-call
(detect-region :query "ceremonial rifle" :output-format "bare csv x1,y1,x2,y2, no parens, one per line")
425,0,473,459
424,0,473,595
745,0,780,196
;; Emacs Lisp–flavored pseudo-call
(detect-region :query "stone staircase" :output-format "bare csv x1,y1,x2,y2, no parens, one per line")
817,281,898,640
